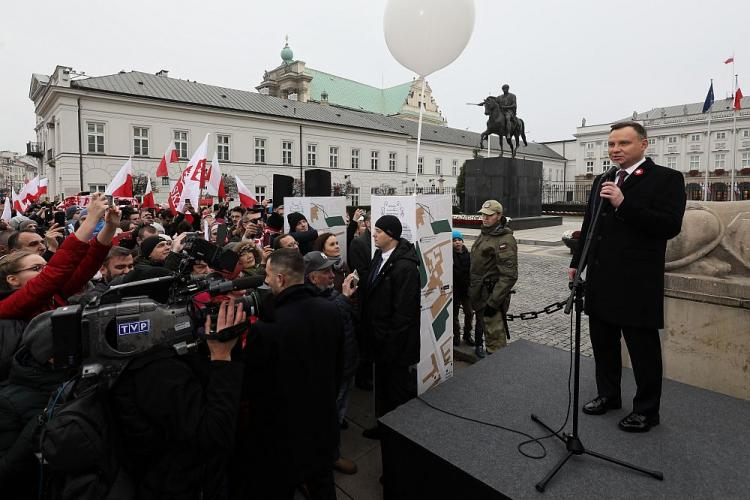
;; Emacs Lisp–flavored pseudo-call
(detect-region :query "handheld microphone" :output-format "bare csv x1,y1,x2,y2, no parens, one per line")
602,164,618,181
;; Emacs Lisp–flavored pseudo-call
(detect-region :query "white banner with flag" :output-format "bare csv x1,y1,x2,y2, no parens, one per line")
170,133,208,213
370,195,454,394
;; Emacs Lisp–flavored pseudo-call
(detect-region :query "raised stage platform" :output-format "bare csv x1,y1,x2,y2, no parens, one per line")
380,340,749,499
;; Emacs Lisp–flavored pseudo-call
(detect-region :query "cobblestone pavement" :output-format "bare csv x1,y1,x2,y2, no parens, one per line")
459,243,593,357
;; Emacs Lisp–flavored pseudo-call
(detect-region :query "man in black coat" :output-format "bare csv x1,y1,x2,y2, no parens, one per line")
452,230,473,346
569,121,686,433
360,215,420,438
240,248,343,500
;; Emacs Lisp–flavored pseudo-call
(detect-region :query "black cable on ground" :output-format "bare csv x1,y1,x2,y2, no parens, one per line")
415,311,577,460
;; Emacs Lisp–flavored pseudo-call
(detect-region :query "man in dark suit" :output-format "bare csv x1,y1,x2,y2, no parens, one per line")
569,121,686,433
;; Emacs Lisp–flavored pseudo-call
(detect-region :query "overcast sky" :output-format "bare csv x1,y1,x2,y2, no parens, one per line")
2,0,748,152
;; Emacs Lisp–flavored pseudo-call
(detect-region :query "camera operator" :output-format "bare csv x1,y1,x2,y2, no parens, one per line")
110,297,246,500
237,248,343,500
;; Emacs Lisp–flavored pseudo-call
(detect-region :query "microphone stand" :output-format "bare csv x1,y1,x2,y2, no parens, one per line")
530,170,663,492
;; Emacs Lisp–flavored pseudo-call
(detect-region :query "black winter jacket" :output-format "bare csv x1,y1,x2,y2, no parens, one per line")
361,239,421,366
453,244,471,299
318,286,358,380
110,347,244,500
0,348,70,497
241,284,343,490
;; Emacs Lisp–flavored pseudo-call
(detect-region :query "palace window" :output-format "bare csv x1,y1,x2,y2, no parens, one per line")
370,151,379,170
329,146,338,168
351,148,360,169
133,127,149,157
87,122,105,154
217,135,230,161
435,158,442,175
307,143,317,166
254,138,266,164
174,130,188,159
452,159,458,176
417,156,424,174
389,152,397,172
282,141,293,165
689,155,700,170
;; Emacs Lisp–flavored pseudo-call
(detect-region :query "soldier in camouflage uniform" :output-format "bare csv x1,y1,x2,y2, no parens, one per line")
469,200,518,355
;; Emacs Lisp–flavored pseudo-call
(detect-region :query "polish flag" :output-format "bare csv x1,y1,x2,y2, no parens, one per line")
235,175,257,208
157,141,179,177
206,152,227,200
735,88,744,111
105,158,134,197
1,197,11,222
724,56,734,64
12,188,27,213
23,175,40,202
38,178,48,197
173,134,209,213
142,176,156,209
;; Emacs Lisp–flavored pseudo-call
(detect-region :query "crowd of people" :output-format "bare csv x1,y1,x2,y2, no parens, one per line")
0,192,427,500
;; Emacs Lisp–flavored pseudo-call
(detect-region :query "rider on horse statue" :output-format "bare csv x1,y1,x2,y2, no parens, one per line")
496,84,517,141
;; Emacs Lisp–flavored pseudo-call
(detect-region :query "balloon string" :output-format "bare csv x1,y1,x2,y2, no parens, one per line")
414,76,426,196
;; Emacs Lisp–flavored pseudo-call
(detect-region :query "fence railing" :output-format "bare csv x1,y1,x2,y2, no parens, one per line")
542,180,750,205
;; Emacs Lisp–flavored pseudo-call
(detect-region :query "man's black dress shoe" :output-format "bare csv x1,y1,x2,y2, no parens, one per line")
362,426,381,440
618,412,659,433
582,396,622,415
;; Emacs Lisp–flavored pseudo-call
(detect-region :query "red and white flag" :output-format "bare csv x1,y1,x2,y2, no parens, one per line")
235,175,257,208
105,158,134,197
170,134,209,213
38,178,48,197
1,197,11,222
142,176,156,209
206,152,227,200
157,141,179,177
724,56,735,64
735,88,744,110
23,175,40,203
12,188,27,213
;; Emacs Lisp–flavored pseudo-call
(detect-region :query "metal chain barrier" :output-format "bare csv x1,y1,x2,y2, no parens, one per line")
506,299,567,321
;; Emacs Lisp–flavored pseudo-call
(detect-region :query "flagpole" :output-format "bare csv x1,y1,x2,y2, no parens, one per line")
731,74,738,201
704,79,713,202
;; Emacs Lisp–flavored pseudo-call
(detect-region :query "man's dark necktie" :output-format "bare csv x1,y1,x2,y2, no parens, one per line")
616,169,628,188
369,254,383,284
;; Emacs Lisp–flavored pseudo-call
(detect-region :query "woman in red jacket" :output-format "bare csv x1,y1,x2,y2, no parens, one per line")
0,193,121,321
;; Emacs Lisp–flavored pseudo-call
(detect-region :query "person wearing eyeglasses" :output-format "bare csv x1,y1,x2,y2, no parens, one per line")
0,193,120,321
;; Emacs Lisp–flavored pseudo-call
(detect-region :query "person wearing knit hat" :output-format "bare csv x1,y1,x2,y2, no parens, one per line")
138,235,171,264
452,229,474,347
287,212,318,255
287,212,308,232
360,214,420,440
374,215,402,241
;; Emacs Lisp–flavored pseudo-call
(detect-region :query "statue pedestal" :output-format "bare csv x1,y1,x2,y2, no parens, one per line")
464,156,543,219
622,274,750,400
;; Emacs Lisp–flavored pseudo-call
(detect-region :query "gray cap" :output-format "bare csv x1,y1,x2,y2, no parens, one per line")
478,199,503,215
303,251,336,275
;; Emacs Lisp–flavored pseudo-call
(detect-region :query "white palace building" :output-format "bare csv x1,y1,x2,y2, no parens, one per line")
27,41,566,206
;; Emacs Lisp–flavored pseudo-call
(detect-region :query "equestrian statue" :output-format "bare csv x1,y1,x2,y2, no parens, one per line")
473,84,527,159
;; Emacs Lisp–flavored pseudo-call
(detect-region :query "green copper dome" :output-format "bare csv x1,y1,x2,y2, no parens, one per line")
280,41,293,63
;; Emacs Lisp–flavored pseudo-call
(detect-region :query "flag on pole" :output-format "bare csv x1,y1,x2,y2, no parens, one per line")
702,82,715,113
105,158,134,197
142,176,156,209
38,178,48,197
23,175,40,203
235,176,257,208
206,152,227,200
173,134,209,213
12,188,27,213
724,56,735,64
735,88,744,110
1,197,11,222
156,141,179,177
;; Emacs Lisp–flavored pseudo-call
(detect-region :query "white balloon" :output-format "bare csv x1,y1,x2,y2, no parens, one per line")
384,0,475,77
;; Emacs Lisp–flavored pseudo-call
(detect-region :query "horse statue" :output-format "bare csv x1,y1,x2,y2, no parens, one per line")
477,96,527,158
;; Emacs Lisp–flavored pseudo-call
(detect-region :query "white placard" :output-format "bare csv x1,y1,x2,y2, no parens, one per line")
371,195,454,394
